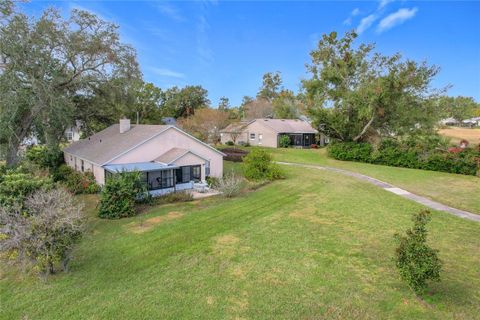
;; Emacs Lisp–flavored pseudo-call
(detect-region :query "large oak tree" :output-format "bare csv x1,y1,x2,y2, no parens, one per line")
0,3,140,166
302,31,442,142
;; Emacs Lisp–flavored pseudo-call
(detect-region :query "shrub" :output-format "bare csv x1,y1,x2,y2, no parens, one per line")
328,138,480,176
242,149,284,181
0,170,53,208
98,171,150,219
310,144,318,149
238,141,250,147
53,164,100,194
0,188,85,277
328,142,373,162
26,145,64,170
279,135,291,148
225,140,234,146
394,210,442,294
214,170,244,198
153,191,194,205
206,176,219,187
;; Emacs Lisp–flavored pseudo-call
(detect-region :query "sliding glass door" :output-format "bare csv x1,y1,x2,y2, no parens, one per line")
175,165,202,183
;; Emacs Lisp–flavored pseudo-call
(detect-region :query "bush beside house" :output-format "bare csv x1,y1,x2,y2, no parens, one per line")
98,171,150,219
279,135,291,148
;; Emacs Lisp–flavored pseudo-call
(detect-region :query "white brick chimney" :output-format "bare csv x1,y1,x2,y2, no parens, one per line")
119,118,131,133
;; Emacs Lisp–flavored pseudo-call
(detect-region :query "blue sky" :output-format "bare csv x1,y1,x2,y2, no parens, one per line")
23,1,480,106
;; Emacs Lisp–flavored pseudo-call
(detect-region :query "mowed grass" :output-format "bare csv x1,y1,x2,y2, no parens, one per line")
266,147,480,214
1,164,480,319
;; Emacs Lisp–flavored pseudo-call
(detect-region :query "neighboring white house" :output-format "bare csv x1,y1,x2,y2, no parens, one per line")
64,120,83,142
220,119,321,148
462,117,480,127
439,117,460,126
63,119,225,196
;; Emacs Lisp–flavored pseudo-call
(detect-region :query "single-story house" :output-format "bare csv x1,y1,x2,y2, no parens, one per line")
462,117,480,127
220,118,319,148
63,119,225,196
439,117,460,126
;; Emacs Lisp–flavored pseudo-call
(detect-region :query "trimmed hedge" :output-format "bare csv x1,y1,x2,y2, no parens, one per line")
328,140,480,176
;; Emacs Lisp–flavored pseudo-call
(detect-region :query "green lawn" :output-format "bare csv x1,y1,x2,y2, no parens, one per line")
1,163,479,319
265,147,480,214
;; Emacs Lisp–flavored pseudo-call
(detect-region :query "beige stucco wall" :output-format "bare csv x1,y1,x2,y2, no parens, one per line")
110,127,224,179
220,131,248,145
222,121,278,148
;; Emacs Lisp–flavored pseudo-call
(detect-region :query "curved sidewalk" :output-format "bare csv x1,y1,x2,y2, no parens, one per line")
277,161,480,222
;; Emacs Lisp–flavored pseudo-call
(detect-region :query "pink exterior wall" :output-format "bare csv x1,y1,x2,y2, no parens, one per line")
64,152,104,184
110,127,224,179
173,152,207,181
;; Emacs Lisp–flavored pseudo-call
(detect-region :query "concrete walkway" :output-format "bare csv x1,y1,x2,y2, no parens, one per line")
277,161,480,222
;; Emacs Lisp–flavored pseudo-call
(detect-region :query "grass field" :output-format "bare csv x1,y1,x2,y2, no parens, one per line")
438,127,480,146
1,162,480,319
265,147,480,214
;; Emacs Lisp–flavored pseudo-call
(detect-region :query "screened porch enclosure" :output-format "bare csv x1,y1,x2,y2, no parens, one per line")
104,162,203,195
280,133,316,147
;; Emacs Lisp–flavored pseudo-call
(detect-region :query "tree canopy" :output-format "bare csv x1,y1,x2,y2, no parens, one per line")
0,4,140,165
302,31,442,142
436,96,480,121
257,71,283,102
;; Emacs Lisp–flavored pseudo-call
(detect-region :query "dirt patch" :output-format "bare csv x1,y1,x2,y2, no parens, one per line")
206,296,215,305
216,234,240,245
212,234,241,257
438,127,480,145
289,209,334,225
231,265,247,279
128,211,184,234
228,291,249,314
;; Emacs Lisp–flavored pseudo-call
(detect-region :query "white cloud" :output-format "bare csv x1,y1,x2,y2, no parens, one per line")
356,14,377,34
343,8,361,25
377,8,418,33
150,67,185,78
378,0,394,9
155,3,185,22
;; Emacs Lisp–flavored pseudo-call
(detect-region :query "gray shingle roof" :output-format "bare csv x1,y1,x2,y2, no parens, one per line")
154,148,189,164
258,119,318,133
63,124,169,165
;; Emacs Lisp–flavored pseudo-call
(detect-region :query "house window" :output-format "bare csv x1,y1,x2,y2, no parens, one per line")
205,161,210,177
66,131,73,141
250,133,256,140
192,165,201,181
148,170,174,190
81,160,84,172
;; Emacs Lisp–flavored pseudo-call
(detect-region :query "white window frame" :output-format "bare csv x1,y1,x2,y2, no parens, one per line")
250,133,256,140
66,131,74,141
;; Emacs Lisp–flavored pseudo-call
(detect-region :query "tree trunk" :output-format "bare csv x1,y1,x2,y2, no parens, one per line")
353,115,375,142
6,141,20,167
